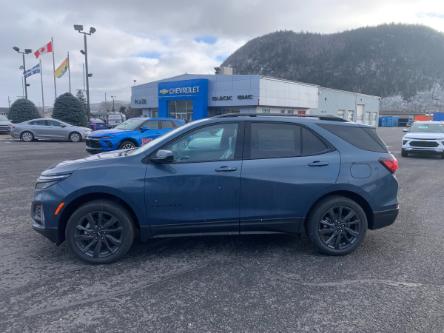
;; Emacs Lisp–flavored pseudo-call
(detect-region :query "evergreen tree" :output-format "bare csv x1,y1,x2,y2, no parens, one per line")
76,89,88,113
53,92,87,126
8,99,40,123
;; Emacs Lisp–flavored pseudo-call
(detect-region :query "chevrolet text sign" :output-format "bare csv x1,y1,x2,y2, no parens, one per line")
159,86,200,96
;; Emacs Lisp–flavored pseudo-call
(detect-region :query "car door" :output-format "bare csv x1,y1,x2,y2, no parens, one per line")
145,121,243,236
140,120,162,145
28,120,49,139
240,121,340,233
46,120,68,140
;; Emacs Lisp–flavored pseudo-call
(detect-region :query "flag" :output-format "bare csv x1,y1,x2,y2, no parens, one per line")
24,63,41,78
55,57,69,78
34,41,53,58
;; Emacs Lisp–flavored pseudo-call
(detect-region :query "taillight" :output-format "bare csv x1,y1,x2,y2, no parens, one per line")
379,155,399,173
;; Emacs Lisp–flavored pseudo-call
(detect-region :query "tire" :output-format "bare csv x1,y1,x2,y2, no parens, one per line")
20,131,34,142
401,149,408,157
66,200,135,264
69,132,82,142
306,196,367,256
119,140,136,150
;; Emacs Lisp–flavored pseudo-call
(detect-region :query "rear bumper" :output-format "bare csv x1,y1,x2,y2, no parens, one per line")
371,206,399,230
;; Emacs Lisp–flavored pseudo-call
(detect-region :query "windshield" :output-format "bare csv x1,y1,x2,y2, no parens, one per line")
0,115,8,121
410,123,444,133
115,118,144,130
128,119,207,156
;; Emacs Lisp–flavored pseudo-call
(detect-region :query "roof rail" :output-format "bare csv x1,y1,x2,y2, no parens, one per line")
213,113,348,122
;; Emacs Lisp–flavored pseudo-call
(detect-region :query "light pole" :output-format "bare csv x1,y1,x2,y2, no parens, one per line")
74,24,96,119
12,47,32,99
111,95,116,112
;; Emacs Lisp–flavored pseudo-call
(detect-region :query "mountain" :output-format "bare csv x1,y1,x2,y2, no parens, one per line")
222,24,444,102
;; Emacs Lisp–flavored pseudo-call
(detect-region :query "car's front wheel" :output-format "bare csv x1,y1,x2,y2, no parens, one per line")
66,200,135,264
20,131,34,142
306,196,367,256
119,140,136,150
401,149,408,157
69,132,82,142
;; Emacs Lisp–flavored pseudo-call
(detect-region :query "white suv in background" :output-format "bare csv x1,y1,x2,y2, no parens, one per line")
402,121,444,158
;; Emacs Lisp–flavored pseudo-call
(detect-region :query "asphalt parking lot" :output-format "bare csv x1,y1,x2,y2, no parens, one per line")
0,128,443,333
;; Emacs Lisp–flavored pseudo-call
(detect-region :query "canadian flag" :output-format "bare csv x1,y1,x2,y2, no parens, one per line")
34,41,53,58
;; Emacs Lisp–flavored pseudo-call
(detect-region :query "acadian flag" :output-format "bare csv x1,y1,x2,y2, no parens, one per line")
55,57,69,78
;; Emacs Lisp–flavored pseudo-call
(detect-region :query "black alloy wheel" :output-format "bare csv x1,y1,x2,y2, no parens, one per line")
74,211,123,259
318,206,361,251
307,196,367,255
66,200,135,264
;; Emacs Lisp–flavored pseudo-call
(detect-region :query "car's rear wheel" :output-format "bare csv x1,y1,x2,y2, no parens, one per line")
66,200,135,264
119,140,136,150
401,149,408,157
69,132,81,142
307,196,367,256
20,131,34,142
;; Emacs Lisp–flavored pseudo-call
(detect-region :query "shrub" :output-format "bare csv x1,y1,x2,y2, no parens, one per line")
8,99,40,123
52,92,87,126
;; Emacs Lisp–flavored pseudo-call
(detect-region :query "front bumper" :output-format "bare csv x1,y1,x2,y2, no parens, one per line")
85,138,115,154
32,222,59,243
371,206,399,229
402,139,444,154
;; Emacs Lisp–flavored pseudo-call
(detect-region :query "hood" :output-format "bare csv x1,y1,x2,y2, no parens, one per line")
404,132,444,140
88,128,131,137
42,149,130,175
0,120,11,125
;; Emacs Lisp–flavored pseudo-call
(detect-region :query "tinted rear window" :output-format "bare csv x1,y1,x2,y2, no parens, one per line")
320,124,388,152
250,123,301,159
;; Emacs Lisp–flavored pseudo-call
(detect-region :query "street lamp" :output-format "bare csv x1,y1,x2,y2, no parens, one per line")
74,24,96,119
12,47,32,99
111,95,116,112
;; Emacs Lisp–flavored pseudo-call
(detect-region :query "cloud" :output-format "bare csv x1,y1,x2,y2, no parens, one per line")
2,0,444,107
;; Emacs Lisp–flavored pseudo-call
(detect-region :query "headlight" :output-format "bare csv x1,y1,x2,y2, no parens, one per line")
35,173,71,190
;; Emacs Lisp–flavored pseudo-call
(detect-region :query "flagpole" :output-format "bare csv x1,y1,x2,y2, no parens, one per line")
39,59,45,116
51,37,57,99
67,52,71,93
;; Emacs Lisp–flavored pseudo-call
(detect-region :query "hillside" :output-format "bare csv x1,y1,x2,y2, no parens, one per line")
222,24,444,104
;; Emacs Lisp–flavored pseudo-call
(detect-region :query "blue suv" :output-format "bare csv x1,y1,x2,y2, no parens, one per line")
85,117,184,153
32,114,399,263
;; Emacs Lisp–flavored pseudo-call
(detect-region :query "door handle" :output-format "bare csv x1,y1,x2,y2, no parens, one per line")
308,161,329,167
215,166,237,172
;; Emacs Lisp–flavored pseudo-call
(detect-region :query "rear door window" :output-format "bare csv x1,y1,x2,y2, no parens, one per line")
160,120,176,129
320,124,388,152
248,122,302,159
142,121,160,130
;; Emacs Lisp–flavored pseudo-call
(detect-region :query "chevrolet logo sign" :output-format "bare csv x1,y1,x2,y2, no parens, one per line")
159,89,169,95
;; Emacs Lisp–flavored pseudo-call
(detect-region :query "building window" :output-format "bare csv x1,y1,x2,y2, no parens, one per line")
261,108,271,113
168,100,193,122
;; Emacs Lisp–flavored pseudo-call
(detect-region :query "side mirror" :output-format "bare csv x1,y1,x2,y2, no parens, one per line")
140,126,149,132
403,128,409,132
151,149,174,163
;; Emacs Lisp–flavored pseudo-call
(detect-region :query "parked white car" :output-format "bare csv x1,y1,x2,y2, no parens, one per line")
402,121,444,158
0,115,11,134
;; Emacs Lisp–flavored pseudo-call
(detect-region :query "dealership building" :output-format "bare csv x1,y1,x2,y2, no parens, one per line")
131,72,380,126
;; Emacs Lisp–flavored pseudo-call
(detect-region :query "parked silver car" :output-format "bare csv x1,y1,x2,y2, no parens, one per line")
10,118,91,142
0,115,11,134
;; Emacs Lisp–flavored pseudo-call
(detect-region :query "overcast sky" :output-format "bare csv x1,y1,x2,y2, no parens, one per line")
2,0,444,107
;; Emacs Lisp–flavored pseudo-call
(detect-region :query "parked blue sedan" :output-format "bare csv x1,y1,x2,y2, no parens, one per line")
85,117,184,153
